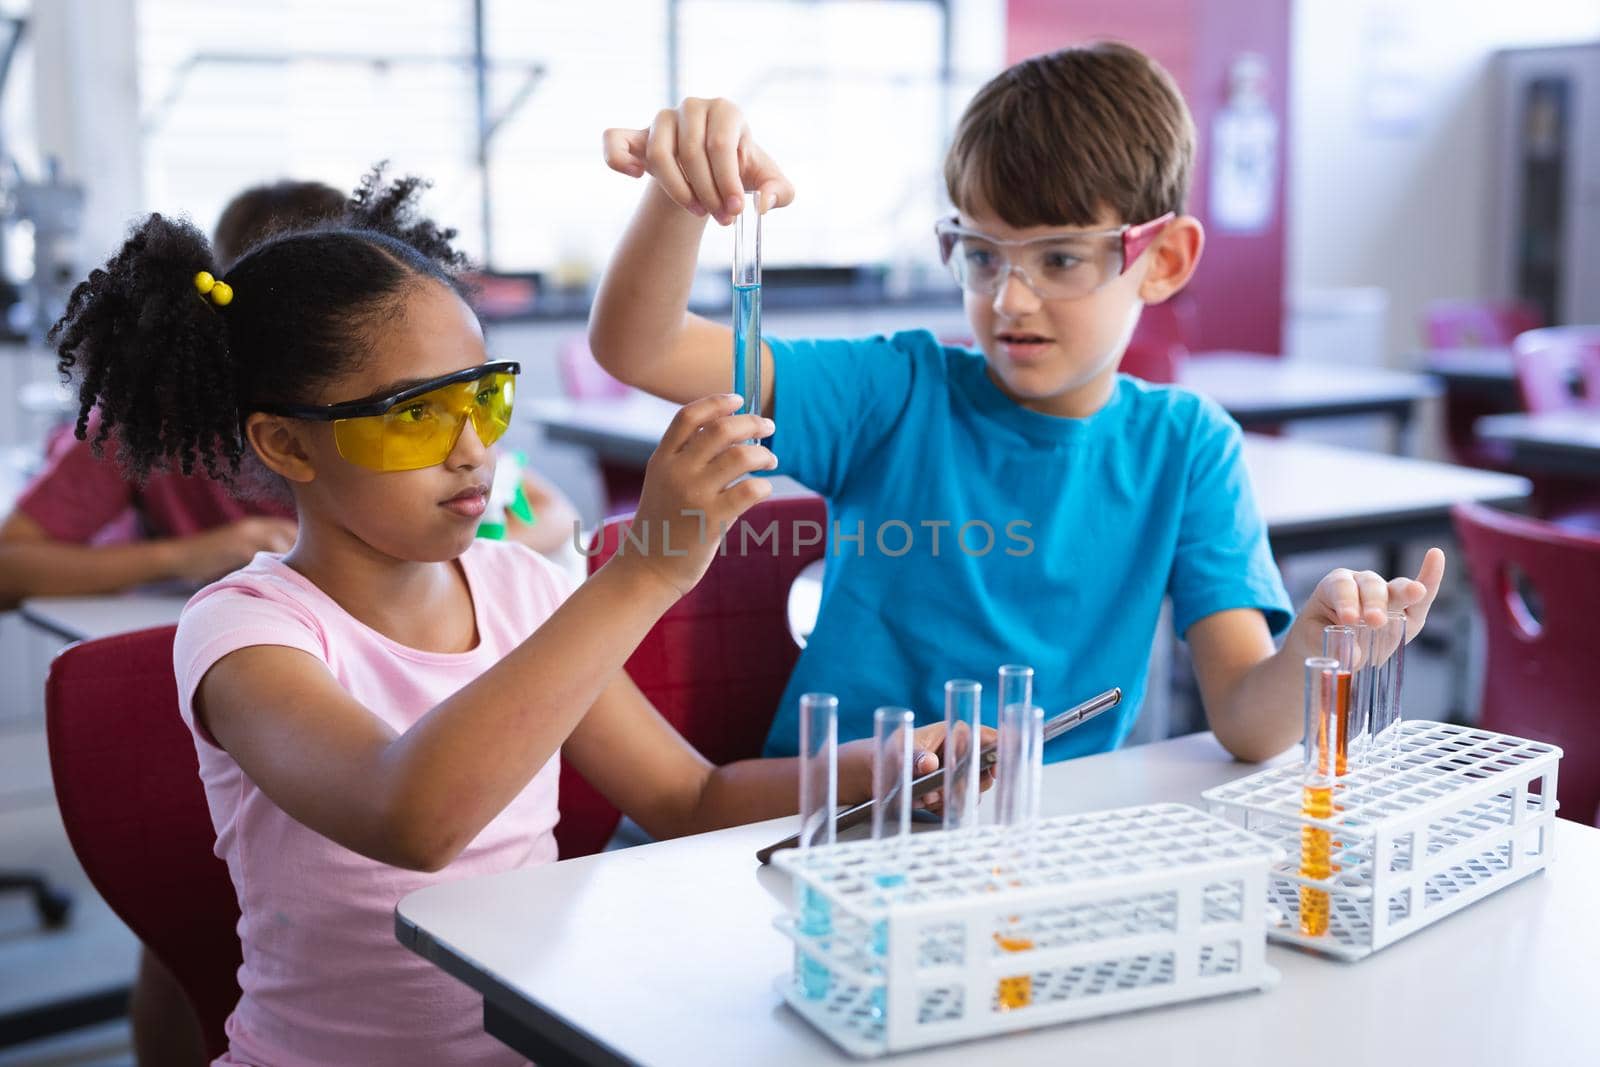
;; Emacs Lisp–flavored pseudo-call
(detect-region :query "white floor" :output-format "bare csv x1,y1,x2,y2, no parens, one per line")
0,713,138,1067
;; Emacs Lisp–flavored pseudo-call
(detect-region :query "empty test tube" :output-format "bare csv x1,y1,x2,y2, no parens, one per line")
943,680,982,832
870,706,916,851
995,702,1044,829
731,190,762,421
998,664,1033,718
1299,657,1340,937
1368,609,1408,761
869,706,915,1020
796,693,838,999
1348,623,1376,768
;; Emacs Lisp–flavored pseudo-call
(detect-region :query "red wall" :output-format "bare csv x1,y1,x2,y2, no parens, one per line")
1006,0,1291,354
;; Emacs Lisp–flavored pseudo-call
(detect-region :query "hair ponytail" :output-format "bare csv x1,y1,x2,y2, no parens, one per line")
50,214,244,480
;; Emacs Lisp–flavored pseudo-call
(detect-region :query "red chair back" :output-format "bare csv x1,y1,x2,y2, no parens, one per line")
1511,326,1600,414
45,625,240,1061
1452,504,1600,827
1121,298,1194,384
555,494,828,857
1423,299,1541,348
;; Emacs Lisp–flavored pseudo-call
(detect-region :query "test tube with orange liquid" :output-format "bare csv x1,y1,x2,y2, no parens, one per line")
1300,657,1340,936
1321,625,1360,776
993,671,1043,1011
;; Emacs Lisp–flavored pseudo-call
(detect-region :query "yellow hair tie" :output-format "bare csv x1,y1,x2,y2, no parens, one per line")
193,271,233,307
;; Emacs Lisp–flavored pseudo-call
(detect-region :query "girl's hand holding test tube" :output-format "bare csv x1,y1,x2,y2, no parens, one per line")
611,393,777,598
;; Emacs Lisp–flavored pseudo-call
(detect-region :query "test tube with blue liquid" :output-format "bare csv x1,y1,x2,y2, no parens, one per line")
868,706,915,1020
796,692,837,1000
732,191,762,427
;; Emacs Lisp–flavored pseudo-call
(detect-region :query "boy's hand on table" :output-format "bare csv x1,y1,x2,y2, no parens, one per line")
1293,546,1447,657
603,97,796,225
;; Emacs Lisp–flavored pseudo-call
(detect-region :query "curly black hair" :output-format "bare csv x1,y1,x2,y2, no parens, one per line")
48,167,472,485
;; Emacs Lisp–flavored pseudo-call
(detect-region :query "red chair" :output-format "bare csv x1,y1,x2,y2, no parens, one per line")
1511,326,1600,414
1452,504,1600,828
1121,297,1195,384
1509,327,1600,530
1423,299,1541,349
45,625,241,1062
1421,300,1543,470
555,494,828,857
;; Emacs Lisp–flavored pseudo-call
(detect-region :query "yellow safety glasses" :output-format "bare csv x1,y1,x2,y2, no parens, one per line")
253,361,520,472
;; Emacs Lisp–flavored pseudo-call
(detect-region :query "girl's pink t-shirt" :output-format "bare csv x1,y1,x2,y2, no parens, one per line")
174,539,572,1067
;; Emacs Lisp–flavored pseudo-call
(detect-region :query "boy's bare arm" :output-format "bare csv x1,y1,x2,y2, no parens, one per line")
587,183,761,404
1190,548,1446,762
590,98,792,411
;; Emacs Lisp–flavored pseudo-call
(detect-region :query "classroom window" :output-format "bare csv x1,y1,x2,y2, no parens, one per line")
138,0,957,275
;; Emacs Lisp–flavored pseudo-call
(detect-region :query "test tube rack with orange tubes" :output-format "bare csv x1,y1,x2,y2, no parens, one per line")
1204,721,1562,961
773,805,1281,1057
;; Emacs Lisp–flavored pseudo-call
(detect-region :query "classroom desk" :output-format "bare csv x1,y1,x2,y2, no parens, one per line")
396,731,1600,1067
1178,353,1438,434
18,594,188,643
527,398,1531,556
1419,345,1517,394
1475,411,1600,479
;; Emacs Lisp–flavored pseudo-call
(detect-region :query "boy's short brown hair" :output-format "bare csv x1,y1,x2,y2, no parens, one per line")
213,180,348,268
944,41,1195,229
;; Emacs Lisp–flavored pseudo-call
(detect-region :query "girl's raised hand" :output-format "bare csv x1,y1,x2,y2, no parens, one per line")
603,97,796,225
607,393,776,599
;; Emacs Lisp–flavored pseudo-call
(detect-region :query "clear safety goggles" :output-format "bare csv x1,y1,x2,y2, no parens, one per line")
933,212,1174,301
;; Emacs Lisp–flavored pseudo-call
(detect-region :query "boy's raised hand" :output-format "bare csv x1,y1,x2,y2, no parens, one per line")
1301,547,1447,647
603,97,796,225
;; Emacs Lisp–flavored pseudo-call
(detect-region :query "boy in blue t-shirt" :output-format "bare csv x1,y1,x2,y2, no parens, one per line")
589,42,1446,763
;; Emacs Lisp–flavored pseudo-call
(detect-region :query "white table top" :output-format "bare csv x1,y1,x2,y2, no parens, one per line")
1477,411,1600,452
1178,353,1438,419
1418,346,1516,385
19,594,189,643
398,731,1600,1066
1237,436,1527,546
1475,412,1600,478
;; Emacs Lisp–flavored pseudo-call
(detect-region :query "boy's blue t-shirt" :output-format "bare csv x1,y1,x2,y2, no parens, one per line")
760,329,1293,761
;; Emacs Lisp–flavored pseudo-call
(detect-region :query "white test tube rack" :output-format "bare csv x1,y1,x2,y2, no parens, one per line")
772,803,1283,1057
1202,720,1562,961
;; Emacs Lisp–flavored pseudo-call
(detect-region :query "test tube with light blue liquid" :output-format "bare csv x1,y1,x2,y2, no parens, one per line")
732,191,762,426
796,692,837,1001
868,706,915,1020
943,680,982,833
